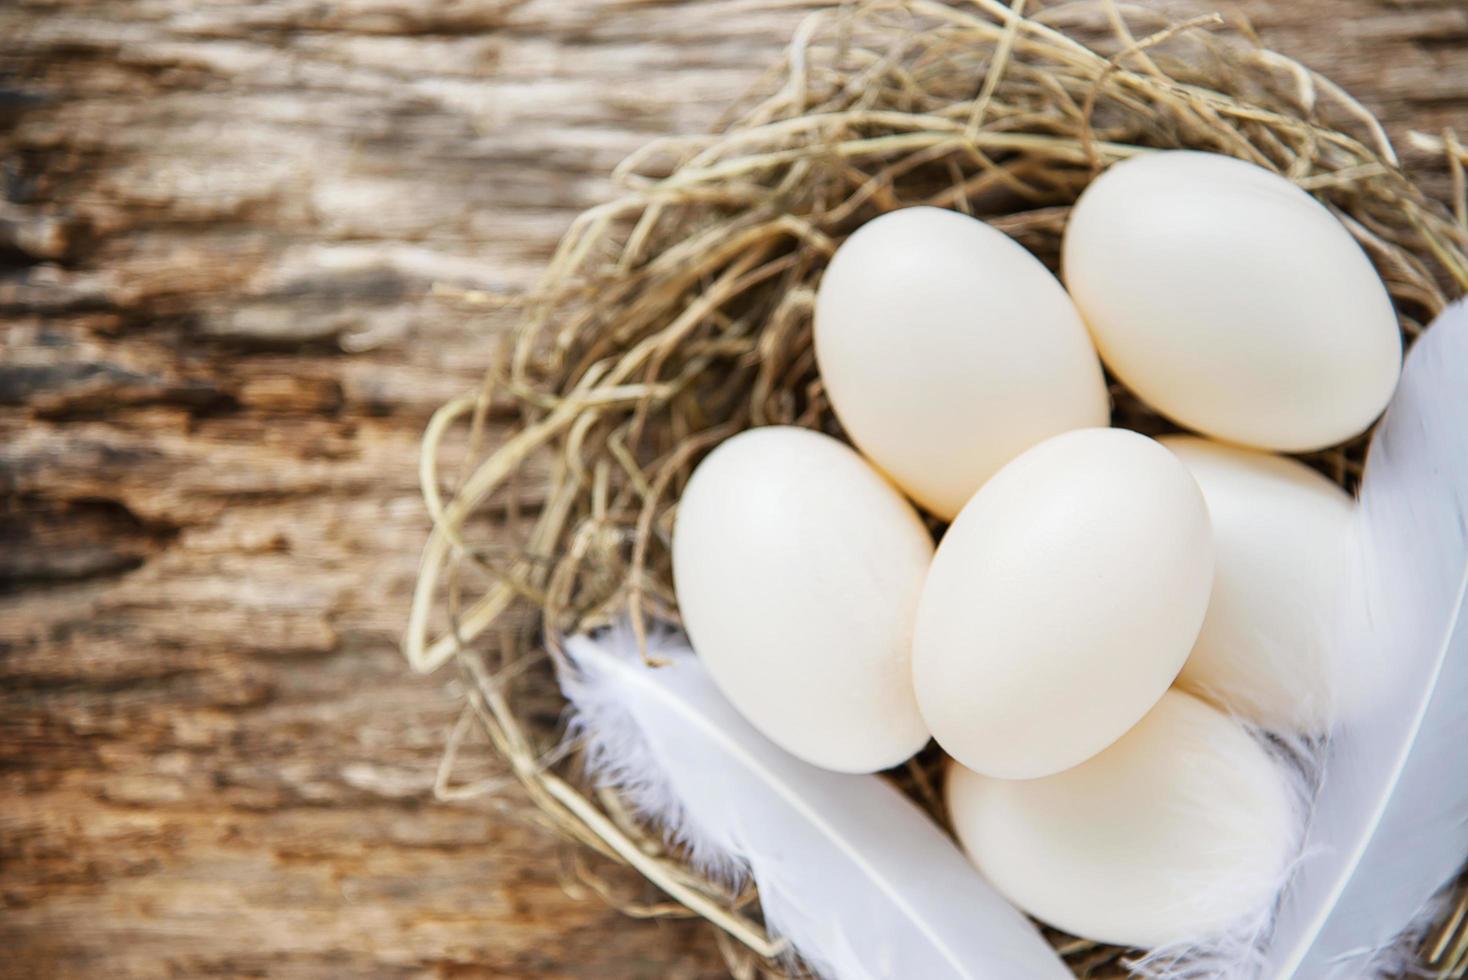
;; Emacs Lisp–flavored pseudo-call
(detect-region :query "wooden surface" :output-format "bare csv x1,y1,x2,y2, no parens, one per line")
2,1,1465,977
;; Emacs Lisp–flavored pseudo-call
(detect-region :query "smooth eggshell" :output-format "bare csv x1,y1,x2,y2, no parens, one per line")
1063,151,1401,452
947,689,1297,948
913,428,1212,779
1162,436,1353,733
816,206,1109,519
672,426,934,773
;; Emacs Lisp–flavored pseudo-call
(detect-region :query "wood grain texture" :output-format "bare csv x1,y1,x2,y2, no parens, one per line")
1,1,1464,977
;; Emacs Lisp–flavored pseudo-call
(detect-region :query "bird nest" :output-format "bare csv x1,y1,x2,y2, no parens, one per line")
406,1,1468,975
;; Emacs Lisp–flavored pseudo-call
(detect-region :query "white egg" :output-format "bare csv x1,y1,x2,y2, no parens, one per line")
815,206,1109,520
672,426,934,773
1161,436,1353,732
947,689,1298,948
913,428,1212,779
1063,150,1401,452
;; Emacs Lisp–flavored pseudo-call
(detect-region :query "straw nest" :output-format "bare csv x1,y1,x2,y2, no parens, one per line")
407,1,1468,975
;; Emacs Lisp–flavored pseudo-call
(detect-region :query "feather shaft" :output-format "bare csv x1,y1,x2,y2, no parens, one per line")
1265,301,1468,978
560,625,1071,980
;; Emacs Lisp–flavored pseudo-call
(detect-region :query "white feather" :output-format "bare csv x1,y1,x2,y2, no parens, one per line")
559,623,1071,980
1263,300,1468,978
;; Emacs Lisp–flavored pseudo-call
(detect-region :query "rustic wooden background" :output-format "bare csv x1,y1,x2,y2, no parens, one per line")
2,1,1465,977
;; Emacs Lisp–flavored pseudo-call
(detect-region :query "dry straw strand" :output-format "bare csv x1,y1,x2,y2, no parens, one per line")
408,2,1468,976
